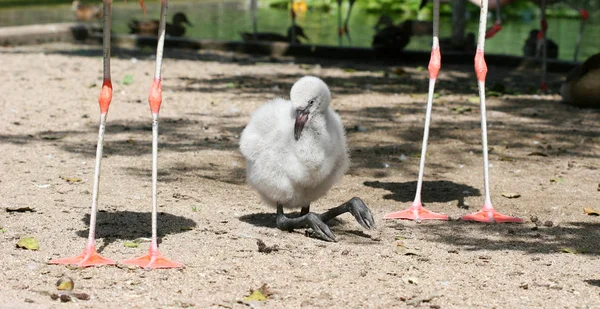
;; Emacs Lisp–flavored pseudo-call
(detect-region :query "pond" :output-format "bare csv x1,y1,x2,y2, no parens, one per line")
0,0,598,61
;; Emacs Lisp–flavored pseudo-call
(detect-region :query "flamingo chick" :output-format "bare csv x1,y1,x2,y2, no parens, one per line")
240,76,374,242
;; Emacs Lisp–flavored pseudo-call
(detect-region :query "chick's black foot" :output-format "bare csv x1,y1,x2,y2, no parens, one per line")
276,204,336,242
275,197,375,242
320,197,375,230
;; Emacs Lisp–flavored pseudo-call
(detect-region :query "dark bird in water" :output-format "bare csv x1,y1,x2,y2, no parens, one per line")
240,25,309,44
440,32,476,52
372,18,432,52
523,29,558,59
561,53,600,108
72,0,102,21
128,12,192,37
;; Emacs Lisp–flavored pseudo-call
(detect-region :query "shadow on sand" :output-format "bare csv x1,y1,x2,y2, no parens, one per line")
75,210,197,252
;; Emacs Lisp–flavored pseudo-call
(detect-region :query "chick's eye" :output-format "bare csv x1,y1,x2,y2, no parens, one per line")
308,99,315,105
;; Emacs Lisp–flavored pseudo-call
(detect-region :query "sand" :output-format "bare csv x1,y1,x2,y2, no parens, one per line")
0,43,598,308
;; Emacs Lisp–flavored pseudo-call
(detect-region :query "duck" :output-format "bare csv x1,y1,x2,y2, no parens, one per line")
72,0,102,21
560,53,600,108
240,25,309,44
128,12,192,37
239,76,374,242
523,29,558,59
372,19,421,52
440,32,476,52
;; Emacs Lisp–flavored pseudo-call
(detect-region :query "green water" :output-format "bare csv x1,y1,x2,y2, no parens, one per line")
0,0,598,61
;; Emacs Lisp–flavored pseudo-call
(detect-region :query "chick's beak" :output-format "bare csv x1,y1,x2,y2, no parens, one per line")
294,109,309,141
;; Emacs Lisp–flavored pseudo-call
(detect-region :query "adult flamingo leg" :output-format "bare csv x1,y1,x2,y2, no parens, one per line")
121,0,183,269
485,0,502,38
573,8,588,62
342,0,356,45
49,0,116,267
336,0,343,46
384,0,448,222
461,0,522,223
539,0,548,91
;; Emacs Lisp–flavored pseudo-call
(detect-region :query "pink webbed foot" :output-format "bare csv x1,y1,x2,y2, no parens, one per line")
49,245,115,267
461,203,523,223
384,202,448,222
121,246,182,269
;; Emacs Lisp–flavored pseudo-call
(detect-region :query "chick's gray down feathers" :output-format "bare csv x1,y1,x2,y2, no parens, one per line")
240,76,349,209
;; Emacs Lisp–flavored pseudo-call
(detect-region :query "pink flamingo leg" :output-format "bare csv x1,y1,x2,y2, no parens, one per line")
289,0,297,43
337,0,343,46
539,0,548,91
461,0,522,223
573,9,588,62
50,0,116,267
385,0,448,222
343,0,356,45
485,0,502,38
121,0,182,269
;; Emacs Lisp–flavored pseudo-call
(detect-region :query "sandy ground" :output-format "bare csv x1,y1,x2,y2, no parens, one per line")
0,42,599,309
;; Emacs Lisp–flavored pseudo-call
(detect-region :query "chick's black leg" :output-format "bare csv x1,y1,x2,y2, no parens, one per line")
320,197,375,230
276,204,336,242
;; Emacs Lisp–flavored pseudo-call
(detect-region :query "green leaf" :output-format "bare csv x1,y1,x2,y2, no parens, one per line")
60,176,82,183
452,106,472,114
467,96,480,104
123,241,139,248
16,237,40,250
560,247,577,254
56,277,74,291
501,193,521,199
123,74,134,85
244,290,267,301
528,152,548,157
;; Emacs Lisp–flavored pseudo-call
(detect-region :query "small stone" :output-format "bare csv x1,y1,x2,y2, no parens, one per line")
341,249,350,256
73,292,91,300
543,221,554,227
530,216,538,222
59,294,71,302
520,283,529,289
